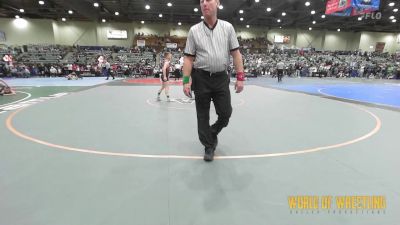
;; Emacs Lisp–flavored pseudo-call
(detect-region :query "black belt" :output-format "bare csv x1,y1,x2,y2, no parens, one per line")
195,68,226,76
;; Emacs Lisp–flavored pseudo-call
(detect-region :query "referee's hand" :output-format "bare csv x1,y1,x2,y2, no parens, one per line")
235,81,244,93
183,83,192,98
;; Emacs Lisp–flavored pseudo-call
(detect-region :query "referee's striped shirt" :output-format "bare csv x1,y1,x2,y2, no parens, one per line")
184,19,240,73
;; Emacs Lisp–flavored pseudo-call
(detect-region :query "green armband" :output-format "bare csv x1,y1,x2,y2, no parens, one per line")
183,75,190,84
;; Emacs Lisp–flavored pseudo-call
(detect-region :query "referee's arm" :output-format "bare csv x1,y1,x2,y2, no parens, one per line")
231,49,244,75
182,55,194,97
182,55,194,79
182,27,195,97
231,49,244,93
228,22,244,93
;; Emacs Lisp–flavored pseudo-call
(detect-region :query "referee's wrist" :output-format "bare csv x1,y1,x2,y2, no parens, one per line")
183,75,190,84
236,71,245,81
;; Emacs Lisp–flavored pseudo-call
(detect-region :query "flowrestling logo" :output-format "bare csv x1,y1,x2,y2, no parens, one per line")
361,11,382,20
0,93,68,114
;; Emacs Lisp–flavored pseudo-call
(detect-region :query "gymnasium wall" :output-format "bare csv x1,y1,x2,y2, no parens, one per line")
296,30,324,50
96,22,134,47
52,21,97,46
1,18,399,53
324,31,361,51
359,32,400,53
347,32,362,51
0,18,55,45
236,26,269,39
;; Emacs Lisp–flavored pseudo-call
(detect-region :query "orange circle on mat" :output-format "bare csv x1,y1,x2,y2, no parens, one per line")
6,100,381,160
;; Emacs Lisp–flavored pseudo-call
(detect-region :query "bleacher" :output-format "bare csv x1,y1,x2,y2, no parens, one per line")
238,37,272,50
113,51,154,66
0,46,15,55
17,45,67,64
64,46,113,65
134,34,186,51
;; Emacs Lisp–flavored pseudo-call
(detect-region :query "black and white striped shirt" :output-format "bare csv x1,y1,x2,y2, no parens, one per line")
184,19,240,73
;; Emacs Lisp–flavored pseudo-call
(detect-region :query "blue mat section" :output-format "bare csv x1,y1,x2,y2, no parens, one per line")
3,77,116,87
247,77,400,109
316,84,400,108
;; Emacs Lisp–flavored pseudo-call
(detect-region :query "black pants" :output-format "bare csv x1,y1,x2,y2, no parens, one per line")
192,69,232,149
174,69,181,80
105,68,114,79
277,69,283,82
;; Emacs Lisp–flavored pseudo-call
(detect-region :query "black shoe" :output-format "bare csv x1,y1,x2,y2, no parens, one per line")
204,147,215,162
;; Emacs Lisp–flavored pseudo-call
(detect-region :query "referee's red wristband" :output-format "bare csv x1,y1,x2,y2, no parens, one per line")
236,72,245,81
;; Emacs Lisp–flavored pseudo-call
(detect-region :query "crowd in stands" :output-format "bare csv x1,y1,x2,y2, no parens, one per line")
0,44,159,78
238,37,272,49
237,49,400,79
1,38,399,80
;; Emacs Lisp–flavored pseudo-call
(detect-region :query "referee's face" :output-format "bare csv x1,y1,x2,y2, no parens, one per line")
200,0,218,18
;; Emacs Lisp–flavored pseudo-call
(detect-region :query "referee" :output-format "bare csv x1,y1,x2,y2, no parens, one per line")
276,60,284,82
182,0,245,162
